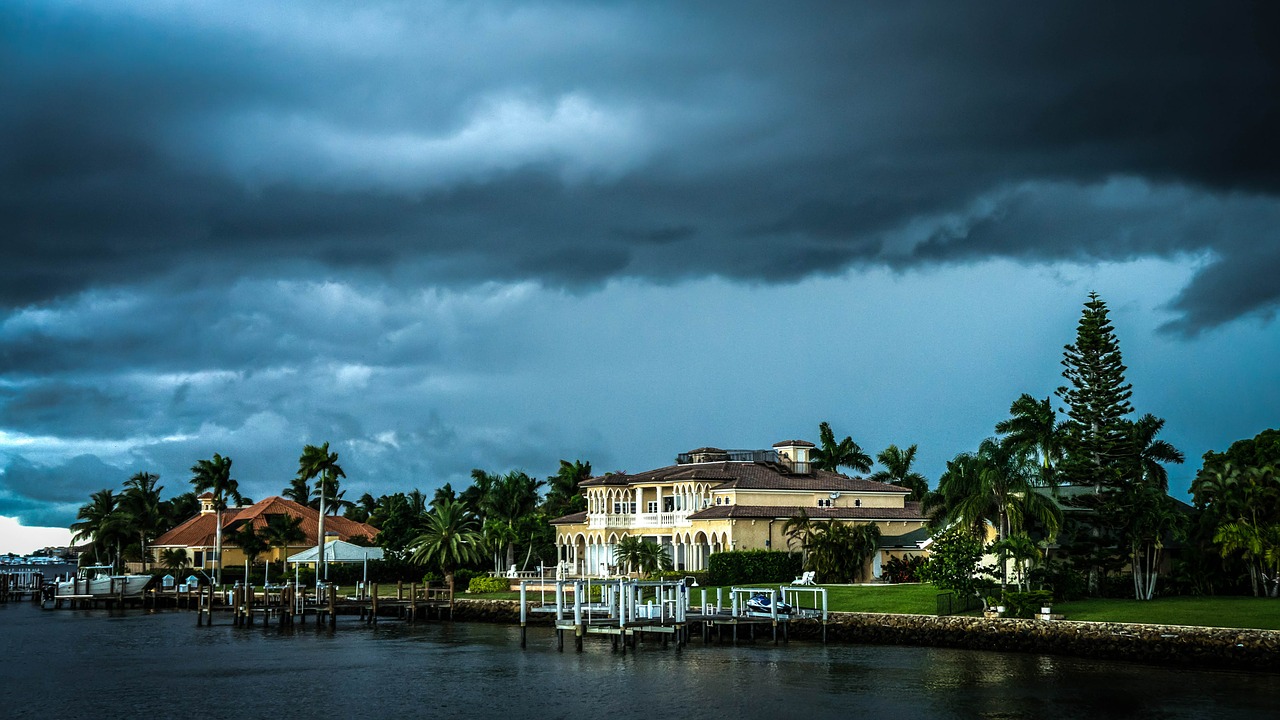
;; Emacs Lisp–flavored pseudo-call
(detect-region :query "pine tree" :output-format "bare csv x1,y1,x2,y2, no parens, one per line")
1056,292,1134,489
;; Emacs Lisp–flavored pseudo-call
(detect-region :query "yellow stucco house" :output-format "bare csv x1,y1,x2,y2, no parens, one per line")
551,440,929,579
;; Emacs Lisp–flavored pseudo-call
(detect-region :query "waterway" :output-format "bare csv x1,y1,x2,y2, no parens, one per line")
2,602,1275,719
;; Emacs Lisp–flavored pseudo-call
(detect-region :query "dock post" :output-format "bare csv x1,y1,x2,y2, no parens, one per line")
409,582,417,623
519,581,528,649
371,583,379,625
328,585,337,629
573,580,584,652
772,589,779,645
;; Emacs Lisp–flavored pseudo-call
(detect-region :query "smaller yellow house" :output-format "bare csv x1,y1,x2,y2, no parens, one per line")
551,441,929,579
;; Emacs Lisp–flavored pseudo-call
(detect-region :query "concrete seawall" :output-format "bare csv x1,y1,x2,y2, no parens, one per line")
450,598,1280,671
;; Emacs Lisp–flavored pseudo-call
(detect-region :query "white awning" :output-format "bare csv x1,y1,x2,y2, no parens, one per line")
287,540,384,564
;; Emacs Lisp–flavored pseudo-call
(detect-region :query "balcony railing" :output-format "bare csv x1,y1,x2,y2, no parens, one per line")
675,448,811,474
587,512,692,529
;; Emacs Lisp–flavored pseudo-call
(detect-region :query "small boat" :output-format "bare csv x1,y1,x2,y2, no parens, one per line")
746,592,792,615
54,565,153,599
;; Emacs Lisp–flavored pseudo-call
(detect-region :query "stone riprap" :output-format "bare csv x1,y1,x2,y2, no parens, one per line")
792,612,1280,671
452,598,1280,670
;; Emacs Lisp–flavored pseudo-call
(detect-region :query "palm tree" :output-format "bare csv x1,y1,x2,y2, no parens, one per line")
782,509,819,565
431,483,457,510
234,522,269,583
807,522,881,582
70,489,127,570
543,459,591,518
120,471,163,572
409,499,482,599
1121,414,1184,492
996,394,1062,487
613,536,671,577
481,471,544,569
298,442,345,582
924,438,1062,590
260,514,306,575
282,476,314,506
870,444,929,501
160,548,190,572
161,491,199,529
189,453,243,585
811,422,873,475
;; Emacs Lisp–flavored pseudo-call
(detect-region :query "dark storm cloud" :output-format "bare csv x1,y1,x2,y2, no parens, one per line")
1,454,126,505
2,1,1279,330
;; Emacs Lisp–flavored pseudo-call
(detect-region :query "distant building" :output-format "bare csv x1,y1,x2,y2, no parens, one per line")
550,440,929,579
151,495,378,570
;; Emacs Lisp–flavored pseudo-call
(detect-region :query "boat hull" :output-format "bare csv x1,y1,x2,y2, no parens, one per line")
55,574,152,598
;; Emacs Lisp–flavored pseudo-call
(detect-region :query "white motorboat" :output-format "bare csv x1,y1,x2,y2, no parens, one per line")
54,565,153,599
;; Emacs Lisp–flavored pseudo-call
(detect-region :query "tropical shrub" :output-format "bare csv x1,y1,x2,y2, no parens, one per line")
466,576,510,593
919,526,987,600
1001,590,1054,618
707,550,802,586
881,555,927,584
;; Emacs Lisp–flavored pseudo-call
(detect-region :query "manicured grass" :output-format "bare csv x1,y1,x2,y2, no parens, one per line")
685,582,942,615
1054,596,1280,630
456,582,943,613
818,583,941,614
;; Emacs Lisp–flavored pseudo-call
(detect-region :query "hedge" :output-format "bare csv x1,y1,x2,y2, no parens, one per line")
707,550,802,586
466,576,511,594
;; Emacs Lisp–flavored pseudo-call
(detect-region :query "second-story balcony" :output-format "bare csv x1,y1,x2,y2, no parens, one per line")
587,512,692,530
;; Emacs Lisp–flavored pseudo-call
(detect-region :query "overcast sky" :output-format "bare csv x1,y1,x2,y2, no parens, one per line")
3,1,1279,553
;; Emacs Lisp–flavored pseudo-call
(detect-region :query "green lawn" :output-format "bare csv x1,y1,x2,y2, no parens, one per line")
405,584,1280,630
683,582,941,615
1054,596,1280,630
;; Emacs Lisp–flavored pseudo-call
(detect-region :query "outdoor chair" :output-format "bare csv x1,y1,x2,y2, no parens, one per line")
791,571,816,586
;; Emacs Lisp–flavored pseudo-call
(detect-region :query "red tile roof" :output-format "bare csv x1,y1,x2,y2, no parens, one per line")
549,511,589,525
153,496,378,548
688,502,927,522
579,461,908,494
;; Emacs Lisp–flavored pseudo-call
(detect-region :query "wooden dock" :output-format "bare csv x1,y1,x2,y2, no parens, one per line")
40,578,454,630
0,569,44,603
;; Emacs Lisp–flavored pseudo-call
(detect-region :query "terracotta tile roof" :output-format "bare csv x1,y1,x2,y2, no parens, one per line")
549,511,589,525
687,501,927,522
153,496,378,548
580,461,908,495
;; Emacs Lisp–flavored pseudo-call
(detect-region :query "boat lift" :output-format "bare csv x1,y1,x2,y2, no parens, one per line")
520,578,828,651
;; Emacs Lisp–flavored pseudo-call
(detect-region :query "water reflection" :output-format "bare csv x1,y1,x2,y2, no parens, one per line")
2,603,1276,720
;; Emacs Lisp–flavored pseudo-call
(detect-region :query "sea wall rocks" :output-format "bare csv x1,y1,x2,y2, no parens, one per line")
788,612,1280,671
452,599,1279,669
451,598,545,623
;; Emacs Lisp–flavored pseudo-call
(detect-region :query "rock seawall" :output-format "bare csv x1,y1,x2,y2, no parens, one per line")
790,612,1280,671
451,599,1280,670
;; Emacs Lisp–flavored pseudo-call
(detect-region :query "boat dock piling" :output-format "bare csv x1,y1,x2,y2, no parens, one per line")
522,578,828,653
0,570,44,603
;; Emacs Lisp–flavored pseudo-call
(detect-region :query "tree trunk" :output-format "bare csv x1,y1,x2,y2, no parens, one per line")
214,507,223,586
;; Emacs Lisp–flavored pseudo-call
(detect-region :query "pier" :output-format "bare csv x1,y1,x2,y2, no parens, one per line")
518,578,829,652
41,578,454,629
0,569,44,603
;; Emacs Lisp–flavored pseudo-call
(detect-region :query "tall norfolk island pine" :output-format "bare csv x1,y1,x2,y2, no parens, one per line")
1056,292,1134,489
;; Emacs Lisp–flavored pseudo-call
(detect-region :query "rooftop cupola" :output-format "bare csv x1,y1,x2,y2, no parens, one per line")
772,439,815,474
198,492,217,514
679,447,730,464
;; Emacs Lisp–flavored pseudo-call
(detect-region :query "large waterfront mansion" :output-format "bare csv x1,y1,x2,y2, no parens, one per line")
551,440,929,579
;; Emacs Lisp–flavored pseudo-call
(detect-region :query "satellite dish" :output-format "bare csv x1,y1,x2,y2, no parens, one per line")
829,491,841,499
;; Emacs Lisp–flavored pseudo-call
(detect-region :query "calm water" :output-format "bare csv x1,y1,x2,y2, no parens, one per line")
2,602,1276,719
